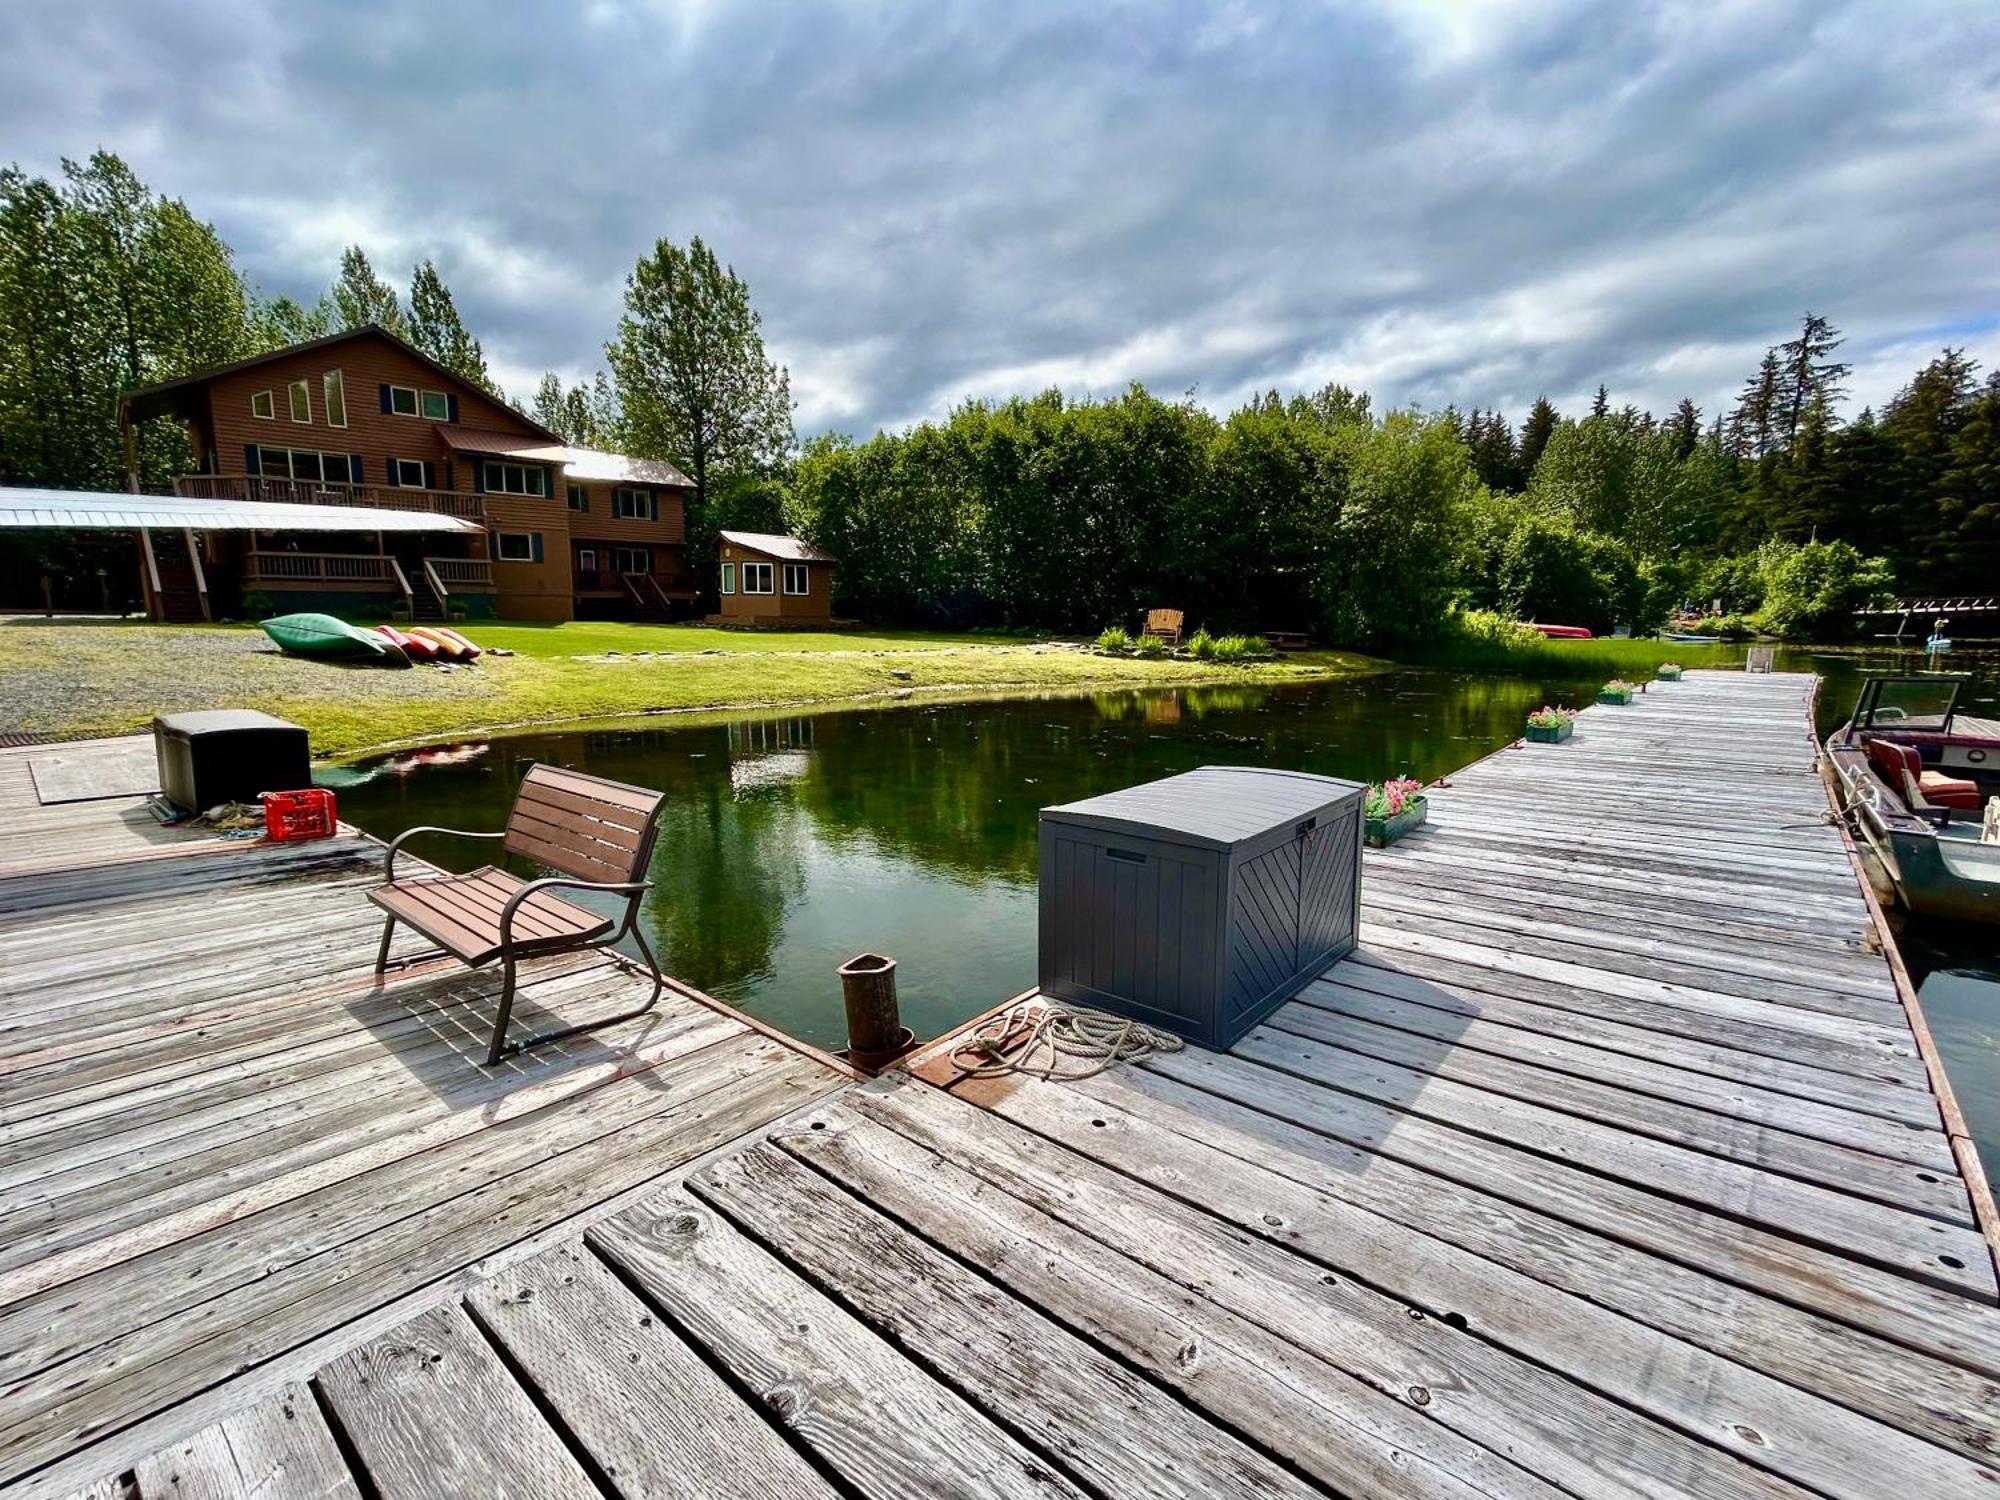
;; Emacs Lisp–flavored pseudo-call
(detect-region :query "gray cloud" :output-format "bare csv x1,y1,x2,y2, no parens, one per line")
3,0,1996,434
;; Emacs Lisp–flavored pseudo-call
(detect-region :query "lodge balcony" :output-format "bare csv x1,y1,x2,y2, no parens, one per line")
242,551,495,612
175,473,485,520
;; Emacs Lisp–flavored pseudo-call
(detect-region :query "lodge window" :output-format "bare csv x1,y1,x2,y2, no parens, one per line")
288,380,311,423
720,563,735,595
392,459,427,488
782,562,809,596
578,548,597,574
387,384,419,416
611,487,651,519
742,562,774,594
420,390,450,421
567,484,588,511
251,390,274,420
483,462,544,496
495,532,535,562
322,370,347,428
613,547,649,574
259,447,356,483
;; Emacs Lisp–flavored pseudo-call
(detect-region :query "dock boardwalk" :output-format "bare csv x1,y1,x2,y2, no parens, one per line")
12,671,2000,1499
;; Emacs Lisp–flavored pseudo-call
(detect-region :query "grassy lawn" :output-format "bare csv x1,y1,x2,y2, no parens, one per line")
0,617,1383,758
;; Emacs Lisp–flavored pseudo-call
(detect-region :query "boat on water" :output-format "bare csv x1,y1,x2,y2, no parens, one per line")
1824,673,2000,925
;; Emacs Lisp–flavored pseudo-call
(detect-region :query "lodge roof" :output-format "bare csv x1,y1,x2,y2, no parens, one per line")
0,485,480,533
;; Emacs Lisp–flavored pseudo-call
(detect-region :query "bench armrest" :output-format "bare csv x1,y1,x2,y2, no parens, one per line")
384,826,505,881
498,875,653,946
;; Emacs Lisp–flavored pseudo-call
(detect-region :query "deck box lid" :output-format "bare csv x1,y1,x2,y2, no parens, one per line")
1041,765,1363,851
153,709,303,737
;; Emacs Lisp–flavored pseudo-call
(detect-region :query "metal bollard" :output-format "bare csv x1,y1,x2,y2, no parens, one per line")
836,952,914,1071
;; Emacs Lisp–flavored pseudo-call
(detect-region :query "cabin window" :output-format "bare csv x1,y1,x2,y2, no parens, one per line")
393,458,427,488
567,484,588,511
420,390,450,421
289,451,324,482
388,384,419,416
720,563,735,595
742,562,775,595
258,448,355,483
251,390,275,420
577,548,597,573
782,562,809,596
495,532,535,562
611,487,650,519
483,461,544,496
322,370,348,428
613,547,649,574
288,380,311,423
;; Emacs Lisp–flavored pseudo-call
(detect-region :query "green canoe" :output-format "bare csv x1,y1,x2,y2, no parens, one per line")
261,613,410,667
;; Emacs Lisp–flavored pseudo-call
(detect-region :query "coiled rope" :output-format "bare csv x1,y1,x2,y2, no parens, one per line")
948,999,1184,1081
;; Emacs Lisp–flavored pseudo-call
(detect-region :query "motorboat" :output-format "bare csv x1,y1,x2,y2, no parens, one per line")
1824,674,2000,925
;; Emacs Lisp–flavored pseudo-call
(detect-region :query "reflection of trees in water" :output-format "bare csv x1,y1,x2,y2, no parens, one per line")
642,781,809,997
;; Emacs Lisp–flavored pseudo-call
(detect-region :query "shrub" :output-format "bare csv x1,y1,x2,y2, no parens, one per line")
1185,628,1217,660
1095,626,1133,654
1132,634,1169,658
1750,539,1892,639
241,590,275,618
1210,633,1275,663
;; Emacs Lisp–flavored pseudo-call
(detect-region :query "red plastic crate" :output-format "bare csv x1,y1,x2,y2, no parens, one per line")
261,787,337,842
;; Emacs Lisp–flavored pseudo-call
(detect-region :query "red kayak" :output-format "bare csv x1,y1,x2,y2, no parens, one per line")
377,625,438,661
1527,623,1594,639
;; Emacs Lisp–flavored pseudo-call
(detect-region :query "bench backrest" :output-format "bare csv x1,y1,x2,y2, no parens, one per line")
1144,608,1184,636
504,763,667,886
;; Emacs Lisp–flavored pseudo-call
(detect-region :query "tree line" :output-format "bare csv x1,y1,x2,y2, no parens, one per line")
4,150,1995,640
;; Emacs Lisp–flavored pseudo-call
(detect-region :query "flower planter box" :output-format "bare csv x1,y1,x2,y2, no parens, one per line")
1597,687,1635,705
1365,797,1427,848
1656,666,1683,682
1525,720,1574,744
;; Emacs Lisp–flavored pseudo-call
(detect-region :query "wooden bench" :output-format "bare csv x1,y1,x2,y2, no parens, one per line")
1143,608,1185,647
370,763,669,1065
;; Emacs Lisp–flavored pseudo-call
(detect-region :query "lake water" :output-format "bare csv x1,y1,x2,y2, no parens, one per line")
332,646,2000,1170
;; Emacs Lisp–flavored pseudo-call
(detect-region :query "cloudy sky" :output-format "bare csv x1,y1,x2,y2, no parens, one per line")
4,0,1997,436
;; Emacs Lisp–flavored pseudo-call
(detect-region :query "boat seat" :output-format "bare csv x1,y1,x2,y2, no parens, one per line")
1866,738,1984,813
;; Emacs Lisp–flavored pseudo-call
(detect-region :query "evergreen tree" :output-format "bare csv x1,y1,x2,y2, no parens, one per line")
407,260,490,390
1774,312,1850,446
1669,398,1702,460
1590,384,1609,420
1517,396,1558,478
559,385,599,447
1729,352,1781,459
330,245,405,335
1931,377,2000,590
530,372,565,433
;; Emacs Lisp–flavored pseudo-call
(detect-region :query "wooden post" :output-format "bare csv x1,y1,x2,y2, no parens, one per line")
837,952,906,1060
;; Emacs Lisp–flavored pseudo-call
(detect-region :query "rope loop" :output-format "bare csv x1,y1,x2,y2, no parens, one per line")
948,999,1183,1081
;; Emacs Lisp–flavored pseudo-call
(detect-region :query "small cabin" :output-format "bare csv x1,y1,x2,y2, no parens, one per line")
716,531,837,627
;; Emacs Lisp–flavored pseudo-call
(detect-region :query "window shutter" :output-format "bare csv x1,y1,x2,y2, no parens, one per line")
471,463,484,493
387,457,400,484
350,454,364,484
378,383,392,414
531,533,544,564
446,393,459,424
423,461,437,490
648,491,659,521
243,445,260,476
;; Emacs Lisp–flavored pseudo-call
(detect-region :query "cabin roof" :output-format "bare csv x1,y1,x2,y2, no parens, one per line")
0,484,480,533
719,530,835,563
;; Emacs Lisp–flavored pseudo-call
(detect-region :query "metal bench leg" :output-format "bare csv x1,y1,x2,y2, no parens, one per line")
374,914,397,974
487,949,520,1067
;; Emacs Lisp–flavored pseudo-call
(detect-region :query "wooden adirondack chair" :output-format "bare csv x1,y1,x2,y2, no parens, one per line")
369,763,668,1065
1143,608,1185,647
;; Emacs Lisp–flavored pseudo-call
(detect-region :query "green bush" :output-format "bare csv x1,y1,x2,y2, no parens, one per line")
1210,633,1275,663
1750,539,1891,639
1095,626,1134,654
1185,628,1217,660
241,590,275,618
1132,633,1169,658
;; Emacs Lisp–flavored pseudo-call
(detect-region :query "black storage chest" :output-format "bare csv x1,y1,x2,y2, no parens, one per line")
153,709,312,814
1037,765,1365,1049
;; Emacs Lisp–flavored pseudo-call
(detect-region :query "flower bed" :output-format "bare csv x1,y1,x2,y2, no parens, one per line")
1525,705,1574,743
1365,776,1427,847
1597,679,1636,705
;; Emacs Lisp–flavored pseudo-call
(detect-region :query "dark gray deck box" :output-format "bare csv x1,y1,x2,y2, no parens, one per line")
1038,765,1365,1049
153,709,311,814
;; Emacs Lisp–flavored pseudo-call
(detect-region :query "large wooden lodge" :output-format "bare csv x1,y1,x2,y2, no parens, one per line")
117,326,698,623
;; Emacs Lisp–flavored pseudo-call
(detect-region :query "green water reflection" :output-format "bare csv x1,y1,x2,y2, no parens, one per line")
334,666,1606,1049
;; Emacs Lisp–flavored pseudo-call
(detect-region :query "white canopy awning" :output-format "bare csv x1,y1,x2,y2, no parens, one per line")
0,486,480,533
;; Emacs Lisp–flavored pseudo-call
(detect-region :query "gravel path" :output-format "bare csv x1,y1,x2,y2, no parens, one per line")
0,621,501,736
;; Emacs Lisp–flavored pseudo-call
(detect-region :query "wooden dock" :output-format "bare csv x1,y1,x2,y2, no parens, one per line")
8,671,2000,1498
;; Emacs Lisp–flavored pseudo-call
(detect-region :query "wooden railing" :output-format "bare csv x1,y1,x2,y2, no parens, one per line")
176,474,484,519
243,552,397,586
425,557,495,589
